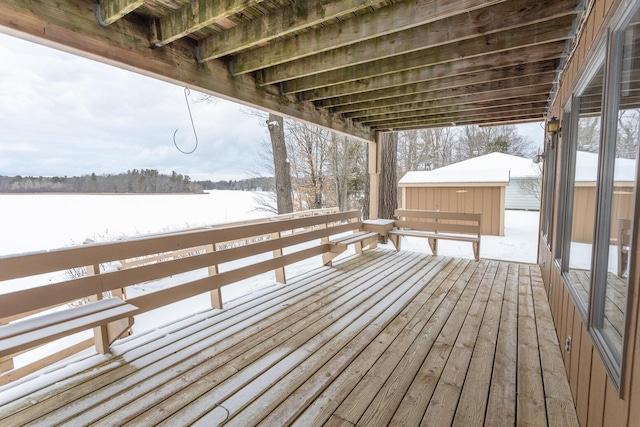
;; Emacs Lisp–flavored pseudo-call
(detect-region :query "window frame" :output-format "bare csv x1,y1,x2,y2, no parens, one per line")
588,3,640,393
560,50,607,322
541,128,557,248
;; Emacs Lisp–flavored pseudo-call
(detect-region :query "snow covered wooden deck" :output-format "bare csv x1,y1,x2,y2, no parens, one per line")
0,249,577,426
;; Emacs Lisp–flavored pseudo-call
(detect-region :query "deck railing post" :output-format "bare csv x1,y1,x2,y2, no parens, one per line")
86,260,132,354
272,232,287,284
208,244,223,309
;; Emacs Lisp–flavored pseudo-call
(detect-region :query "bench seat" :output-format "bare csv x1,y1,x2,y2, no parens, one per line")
0,298,137,358
329,231,379,247
390,209,481,261
323,231,379,266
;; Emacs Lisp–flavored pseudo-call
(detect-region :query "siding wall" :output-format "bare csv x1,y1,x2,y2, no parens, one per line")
540,0,640,425
402,185,505,236
505,177,541,210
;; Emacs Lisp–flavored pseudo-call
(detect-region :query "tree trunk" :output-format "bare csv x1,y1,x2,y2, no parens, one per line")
267,114,293,214
363,146,370,220
378,132,398,219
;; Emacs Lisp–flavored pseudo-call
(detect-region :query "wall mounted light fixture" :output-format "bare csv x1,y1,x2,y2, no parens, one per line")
546,117,560,135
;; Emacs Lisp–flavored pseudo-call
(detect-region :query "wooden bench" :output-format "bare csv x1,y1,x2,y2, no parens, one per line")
0,298,137,358
389,209,482,261
322,217,380,266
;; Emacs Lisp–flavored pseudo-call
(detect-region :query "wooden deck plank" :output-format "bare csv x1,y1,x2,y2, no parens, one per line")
484,263,520,426
92,252,424,426
517,265,548,426
419,261,500,426
388,261,491,426
452,262,509,426
222,257,462,426
0,249,577,427
176,256,453,426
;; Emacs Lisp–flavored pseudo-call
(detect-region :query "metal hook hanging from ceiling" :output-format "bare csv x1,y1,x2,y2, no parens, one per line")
173,87,199,154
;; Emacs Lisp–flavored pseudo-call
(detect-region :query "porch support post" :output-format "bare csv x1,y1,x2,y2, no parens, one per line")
368,132,382,220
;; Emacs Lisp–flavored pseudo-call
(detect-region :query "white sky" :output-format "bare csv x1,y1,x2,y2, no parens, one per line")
0,32,545,182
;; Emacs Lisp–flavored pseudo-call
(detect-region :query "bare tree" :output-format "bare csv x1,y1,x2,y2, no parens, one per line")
267,114,293,214
456,125,537,160
286,121,330,209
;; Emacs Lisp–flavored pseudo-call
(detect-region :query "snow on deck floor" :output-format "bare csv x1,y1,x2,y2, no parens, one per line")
0,249,576,427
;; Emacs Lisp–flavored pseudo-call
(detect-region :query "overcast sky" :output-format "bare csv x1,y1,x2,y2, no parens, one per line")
0,32,269,182
0,32,544,182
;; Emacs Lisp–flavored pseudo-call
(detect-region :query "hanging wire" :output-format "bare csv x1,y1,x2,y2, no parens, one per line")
173,87,199,154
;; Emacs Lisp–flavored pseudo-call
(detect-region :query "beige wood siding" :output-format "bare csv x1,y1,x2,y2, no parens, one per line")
403,186,505,236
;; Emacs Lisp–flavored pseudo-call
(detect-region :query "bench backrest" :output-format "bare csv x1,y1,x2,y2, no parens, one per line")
394,209,481,236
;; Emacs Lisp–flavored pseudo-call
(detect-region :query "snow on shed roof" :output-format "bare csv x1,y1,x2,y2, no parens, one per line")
575,151,637,182
399,152,537,186
399,169,509,186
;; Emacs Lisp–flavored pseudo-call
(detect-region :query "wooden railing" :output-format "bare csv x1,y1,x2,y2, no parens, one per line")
0,208,366,385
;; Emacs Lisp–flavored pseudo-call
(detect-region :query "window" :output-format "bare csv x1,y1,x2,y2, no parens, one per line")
563,63,605,314
591,6,640,380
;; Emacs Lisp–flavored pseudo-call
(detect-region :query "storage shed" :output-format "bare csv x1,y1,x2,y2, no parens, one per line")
399,168,509,236
398,153,543,236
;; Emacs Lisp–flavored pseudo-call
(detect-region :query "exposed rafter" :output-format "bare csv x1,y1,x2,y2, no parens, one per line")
298,45,565,100
197,0,384,62
2,0,582,136
154,0,262,47
230,0,511,75
274,17,575,92
97,0,144,26
356,100,550,126
314,62,560,109
329,74,556,115
343,87,552,119
258,1,577,84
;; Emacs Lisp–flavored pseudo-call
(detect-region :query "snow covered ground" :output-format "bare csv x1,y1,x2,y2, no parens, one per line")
1,191,541,369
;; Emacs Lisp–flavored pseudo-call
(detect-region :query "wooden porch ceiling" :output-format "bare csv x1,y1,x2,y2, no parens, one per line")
0,250,578,426
0,0,582,141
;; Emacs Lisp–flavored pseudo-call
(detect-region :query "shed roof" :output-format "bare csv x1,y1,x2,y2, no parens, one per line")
399,152,538,186
399,169,510,187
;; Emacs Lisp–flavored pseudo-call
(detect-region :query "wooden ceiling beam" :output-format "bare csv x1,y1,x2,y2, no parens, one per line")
329,73,556,114
276,18,574,92
314,61,560,108
154,0,262,47
297,44,565,99
357,101,549,126
374,114,544,131
257,0,578,84
0,0,374,143
363,105,547,128
197,0,384,62
344,87,551,119
230,0,509,75
97,0,144,26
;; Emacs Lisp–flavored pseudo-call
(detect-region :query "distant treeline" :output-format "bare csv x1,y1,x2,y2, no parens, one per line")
199,177,275,191
0,169,203,193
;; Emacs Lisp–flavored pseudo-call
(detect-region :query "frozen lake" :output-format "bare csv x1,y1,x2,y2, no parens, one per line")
0,190,267,256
